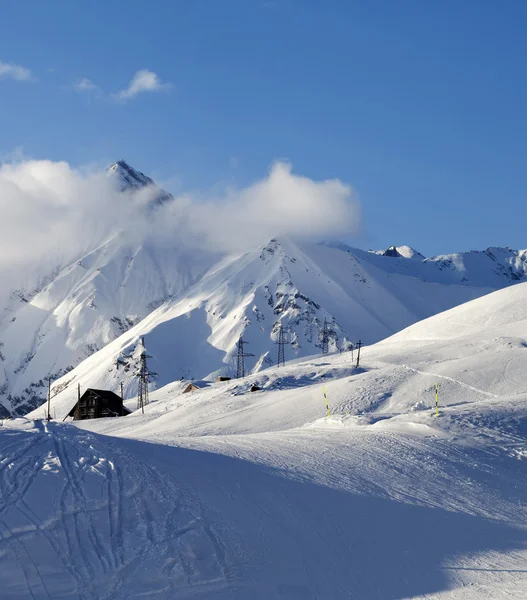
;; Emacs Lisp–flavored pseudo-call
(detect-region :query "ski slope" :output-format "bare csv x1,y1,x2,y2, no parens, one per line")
5,282,526,598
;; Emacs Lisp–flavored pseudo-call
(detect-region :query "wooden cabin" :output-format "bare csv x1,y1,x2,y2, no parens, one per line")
69,389,131,420
216,376,231,382
183,383,200,394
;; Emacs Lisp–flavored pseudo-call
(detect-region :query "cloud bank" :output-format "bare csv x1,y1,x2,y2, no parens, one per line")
173,162,360,251
0,158,360,301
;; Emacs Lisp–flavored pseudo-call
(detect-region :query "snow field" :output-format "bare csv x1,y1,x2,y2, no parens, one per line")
5,280,527,598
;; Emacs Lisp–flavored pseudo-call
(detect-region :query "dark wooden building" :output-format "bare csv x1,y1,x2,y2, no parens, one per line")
69,389,131,420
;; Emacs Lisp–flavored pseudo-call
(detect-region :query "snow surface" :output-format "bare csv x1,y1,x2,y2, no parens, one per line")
5,280,526,598
0,232,218,415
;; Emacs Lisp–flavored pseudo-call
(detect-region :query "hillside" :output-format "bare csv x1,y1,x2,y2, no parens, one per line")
0,162,219,416
44,279,527,431
12,280,527,599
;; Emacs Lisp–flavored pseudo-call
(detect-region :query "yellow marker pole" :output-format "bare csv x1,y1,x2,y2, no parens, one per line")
435,382,439,418
322,386,330,417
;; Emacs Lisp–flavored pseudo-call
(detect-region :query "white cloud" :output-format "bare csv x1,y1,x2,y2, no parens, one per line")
0,158,360,303
113,69,172,101
175,161,361,251
0,60,34,82
71,70,171,102
74,78,100,94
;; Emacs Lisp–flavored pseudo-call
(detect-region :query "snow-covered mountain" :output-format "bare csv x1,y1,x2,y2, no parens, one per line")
0,162,220,416
107,159,173,205
3,160,527,418
29,235,527,419
371,244,425,259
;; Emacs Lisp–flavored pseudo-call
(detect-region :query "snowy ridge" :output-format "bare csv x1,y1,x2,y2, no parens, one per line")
370,244,425,259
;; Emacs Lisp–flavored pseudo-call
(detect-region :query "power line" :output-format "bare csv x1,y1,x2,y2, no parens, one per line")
236,334,254,379
321,319,330,354
356,340,362,368
276,322,290,367
137,337,150,413
47,377,52,421
74,383,81,421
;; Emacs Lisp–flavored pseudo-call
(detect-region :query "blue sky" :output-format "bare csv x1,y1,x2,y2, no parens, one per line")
1,0,526,256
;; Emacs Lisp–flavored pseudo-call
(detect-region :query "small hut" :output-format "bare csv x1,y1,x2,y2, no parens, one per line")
183,383,200,394
69,389,130,420
216,376,232,382
182,381,211,394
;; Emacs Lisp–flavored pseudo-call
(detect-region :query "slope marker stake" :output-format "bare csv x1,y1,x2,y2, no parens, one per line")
322,386,330,417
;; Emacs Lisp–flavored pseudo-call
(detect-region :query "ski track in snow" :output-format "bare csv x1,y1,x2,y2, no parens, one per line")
0,423,235,600
1,413,527,599
401,365,499,398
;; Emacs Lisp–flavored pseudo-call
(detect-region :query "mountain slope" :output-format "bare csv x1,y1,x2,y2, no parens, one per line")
37,279,527,427
0,162,218,415
34,237,527,419
16,278,527,599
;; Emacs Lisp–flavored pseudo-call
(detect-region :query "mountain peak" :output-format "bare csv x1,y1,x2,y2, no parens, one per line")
371,245,425,260
107,159,155,191
107,159,173,206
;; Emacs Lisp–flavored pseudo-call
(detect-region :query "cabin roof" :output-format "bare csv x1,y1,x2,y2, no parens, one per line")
67,388,131,417
82,388,123,401
182,380,212,393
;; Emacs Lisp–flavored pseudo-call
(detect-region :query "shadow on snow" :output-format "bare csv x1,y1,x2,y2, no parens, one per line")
0,423,525,600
